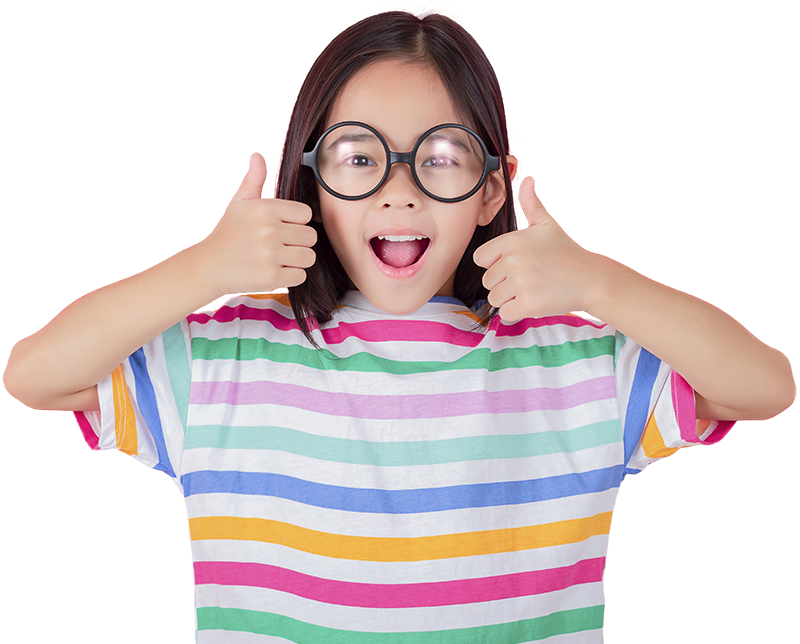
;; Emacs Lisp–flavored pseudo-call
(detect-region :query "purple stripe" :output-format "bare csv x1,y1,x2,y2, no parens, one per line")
189,376,616,418
194,557,606,608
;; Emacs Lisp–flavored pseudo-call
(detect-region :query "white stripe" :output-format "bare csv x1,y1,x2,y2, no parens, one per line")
180,440,623,489
198,631,291,644
186,399,621,443
187,343,614,393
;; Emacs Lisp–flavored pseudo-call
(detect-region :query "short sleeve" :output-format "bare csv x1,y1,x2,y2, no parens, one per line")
613,331,734,476
74,320,192,485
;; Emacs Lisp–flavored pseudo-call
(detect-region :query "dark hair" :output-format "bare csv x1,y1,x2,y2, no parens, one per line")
277,11,516,341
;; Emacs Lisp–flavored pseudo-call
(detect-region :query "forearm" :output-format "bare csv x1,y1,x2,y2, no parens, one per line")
586,254,795,421
4,243,220,410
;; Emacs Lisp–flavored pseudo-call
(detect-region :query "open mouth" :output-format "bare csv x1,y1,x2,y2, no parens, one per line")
370,235,430,269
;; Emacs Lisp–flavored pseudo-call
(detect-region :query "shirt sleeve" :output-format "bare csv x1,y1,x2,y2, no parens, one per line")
613,331,735,476
73,320,193,485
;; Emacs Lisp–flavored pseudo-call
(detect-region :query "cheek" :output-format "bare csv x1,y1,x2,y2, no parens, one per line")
318,198,359,265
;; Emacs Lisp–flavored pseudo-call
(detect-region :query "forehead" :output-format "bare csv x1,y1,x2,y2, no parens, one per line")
325,60,463,149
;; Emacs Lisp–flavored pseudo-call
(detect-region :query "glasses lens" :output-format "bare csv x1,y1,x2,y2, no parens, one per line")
312,124,490,201
415,127,487,200
316,124,387,198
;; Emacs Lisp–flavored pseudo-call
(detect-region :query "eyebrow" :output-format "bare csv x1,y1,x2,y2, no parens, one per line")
325,130,472,153
325,132,380,151
422,132,472,153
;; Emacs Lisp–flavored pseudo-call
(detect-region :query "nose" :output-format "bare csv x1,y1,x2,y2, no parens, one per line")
379,161,422,209
381,161,420,194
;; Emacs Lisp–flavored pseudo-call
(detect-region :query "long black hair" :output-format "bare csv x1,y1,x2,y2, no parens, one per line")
276,11,517,342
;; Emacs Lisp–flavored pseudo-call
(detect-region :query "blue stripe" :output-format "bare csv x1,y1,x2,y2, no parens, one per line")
181,465,624,513
622,348,661,470
130,347,175,477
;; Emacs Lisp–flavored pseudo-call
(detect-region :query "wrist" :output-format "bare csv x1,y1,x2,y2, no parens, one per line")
177,242,228,303
581,253,638,324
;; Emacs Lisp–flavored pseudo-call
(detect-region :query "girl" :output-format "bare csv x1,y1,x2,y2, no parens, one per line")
4,9,794,644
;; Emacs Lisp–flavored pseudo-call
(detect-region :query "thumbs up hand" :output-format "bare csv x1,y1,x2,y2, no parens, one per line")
473,177,598,322
198,153,317,298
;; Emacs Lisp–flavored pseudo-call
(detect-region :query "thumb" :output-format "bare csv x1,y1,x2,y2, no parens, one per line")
518,176,553,227
233,152,267,200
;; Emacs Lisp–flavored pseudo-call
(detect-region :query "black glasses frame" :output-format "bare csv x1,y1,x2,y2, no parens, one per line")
301,121,501,204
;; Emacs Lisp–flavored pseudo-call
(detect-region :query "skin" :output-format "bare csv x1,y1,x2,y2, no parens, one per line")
317,60,792,422
315,61,513,315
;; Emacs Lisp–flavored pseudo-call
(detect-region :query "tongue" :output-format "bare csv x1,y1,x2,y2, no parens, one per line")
372,238,427,268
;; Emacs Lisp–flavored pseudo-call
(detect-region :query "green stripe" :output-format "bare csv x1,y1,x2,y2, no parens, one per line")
190,335,615,374
162,322,191,433
184,420,621,465
197,605,604,642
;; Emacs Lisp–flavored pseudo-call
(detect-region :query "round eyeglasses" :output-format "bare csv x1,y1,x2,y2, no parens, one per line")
301,121,501,203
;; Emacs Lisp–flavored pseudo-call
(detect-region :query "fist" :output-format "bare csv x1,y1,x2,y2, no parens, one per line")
200,153,317,297
473,177,595,321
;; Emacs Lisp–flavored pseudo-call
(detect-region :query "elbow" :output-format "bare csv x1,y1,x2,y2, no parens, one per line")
761,350,796,420
4,339,42,409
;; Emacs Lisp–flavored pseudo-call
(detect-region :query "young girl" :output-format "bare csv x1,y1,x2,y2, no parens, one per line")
4,10,794,644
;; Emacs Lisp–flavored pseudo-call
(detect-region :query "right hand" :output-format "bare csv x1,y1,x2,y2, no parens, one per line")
198,152,317,297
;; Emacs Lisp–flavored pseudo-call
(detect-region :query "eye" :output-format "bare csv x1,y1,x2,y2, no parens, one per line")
421,155,459,169
343,154,378,168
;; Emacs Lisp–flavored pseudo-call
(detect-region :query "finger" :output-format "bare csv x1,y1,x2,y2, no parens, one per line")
473,235,505,270
280,245,317,270
282,220,318,249
233,153,267,201
486,277,515,310
481,258,506,292
278,201,314,226
497,299,525,323
278,266,309,288
518,176,553,228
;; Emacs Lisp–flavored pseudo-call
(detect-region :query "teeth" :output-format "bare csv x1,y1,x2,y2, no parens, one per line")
377,235,427,242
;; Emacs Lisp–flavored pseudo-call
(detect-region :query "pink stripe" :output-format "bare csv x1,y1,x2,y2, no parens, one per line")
194,557,605,608
187,302,608,346
672,371,734,444
74,411,99,450
189,376,616,418
188,304,301,331
322,319,481,347
491,314,607,336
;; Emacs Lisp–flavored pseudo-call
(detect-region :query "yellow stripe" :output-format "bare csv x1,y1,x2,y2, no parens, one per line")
453,309,488,325
641,413,679,459
243,292,291,306
111,365,138,456
189,511,613,562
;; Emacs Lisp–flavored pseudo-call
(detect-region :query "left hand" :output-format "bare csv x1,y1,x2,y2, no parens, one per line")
473,176,598,322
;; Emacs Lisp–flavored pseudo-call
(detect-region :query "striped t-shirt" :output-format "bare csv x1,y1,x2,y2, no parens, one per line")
75,290,732,643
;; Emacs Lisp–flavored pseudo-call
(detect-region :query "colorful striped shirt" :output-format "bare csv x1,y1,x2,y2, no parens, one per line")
75,290,733,642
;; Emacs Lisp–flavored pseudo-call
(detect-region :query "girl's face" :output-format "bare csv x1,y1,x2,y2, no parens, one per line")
317,59,513,315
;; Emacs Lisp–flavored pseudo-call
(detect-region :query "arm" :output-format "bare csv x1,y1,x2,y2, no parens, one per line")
474,177,795,422
3,154,317,411
5,246,216,411
585,256,793,421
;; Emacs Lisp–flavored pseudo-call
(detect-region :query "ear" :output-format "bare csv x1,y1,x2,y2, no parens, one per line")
478,155,518,226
